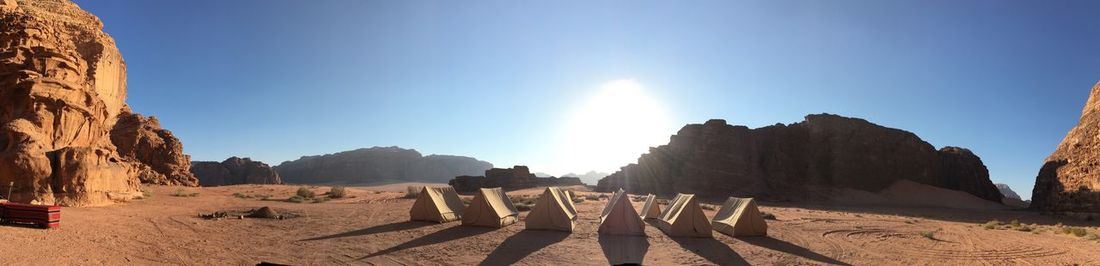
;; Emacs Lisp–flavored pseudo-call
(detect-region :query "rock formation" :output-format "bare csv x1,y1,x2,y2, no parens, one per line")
275,146,492,184
111,108,197,186
192,157,282,186
561,171,608,185
1032,82,1100,214
0,0,194,205
449,165,585,192
596,114,1004,203
995,183,1022,200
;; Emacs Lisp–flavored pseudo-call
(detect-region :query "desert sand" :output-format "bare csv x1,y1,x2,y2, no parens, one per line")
1,184,1098,265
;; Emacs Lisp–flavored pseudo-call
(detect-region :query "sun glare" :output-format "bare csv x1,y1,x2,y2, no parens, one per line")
552,79,675,174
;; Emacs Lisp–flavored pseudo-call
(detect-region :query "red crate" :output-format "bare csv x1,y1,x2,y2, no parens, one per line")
0,202,61,229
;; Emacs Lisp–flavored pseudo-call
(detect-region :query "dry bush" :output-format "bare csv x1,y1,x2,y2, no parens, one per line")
982,219,1002,230
171,188,199,197
328,186,347,198
296,187,315,199
404,186,421,198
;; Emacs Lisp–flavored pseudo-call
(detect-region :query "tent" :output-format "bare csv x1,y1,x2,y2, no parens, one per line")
640,194,661,220
409,186,466,223
712,197,768,237
462,187,519,228
657,194,712,238
525,187,578,232
598,189,645,236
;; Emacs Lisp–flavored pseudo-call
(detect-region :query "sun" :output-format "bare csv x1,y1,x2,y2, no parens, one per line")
552,79,675,174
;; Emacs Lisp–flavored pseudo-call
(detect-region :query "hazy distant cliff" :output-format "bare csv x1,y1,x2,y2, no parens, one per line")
597,114,1004,202
274,146,492,184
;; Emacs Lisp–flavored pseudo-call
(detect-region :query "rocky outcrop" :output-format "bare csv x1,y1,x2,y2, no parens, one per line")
192,157,282,186
1032,82,1100,214
996,183,1022,200
275,146,492,184
596,114,1004,203
0,0,195,205
0,0,142,205
111,108,197,186
449,165,584,192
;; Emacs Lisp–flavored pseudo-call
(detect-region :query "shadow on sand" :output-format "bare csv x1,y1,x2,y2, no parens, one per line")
479,230,569,266
740,236,851,265
359,225,495,260
645,220,749,265
598,234,650,265
300,221,435,241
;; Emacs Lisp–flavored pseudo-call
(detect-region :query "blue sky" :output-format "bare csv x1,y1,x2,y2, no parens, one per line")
75,0,1100,200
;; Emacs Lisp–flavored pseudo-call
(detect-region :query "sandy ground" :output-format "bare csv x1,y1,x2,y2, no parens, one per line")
1,184,1098,265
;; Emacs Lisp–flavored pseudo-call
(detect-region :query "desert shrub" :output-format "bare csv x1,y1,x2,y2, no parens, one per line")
296,187,315,199
701,204,717,211
982,219,1002,230
919,231,935,240
288,195,306,203
404,186,421,198
1016,225,1033,232
232,192,250,199
1009,219,1021,227
598,194,610,200
631,196,645,202
762,212,777,220
572,197,585,204
1083,233,1100,241
172,188,199,197
312,197,329,203
140,187,153,199
1066,227,1088,237
328,186,347,199
584,194,600,201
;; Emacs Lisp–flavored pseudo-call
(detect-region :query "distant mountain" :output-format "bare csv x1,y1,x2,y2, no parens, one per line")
995,183,1022,200
561,171,609,185
274,146,493,185
533,172,553,178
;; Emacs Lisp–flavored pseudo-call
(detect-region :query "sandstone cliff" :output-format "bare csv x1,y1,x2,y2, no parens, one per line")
275,146,492,185
192,157,282,187
0,0,194,205
449,165,585,192
1032,82,1100,214
111,108,198,186
596,114,1004,203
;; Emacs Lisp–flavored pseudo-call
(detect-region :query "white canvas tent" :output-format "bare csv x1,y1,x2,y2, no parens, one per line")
657,193,712,238
712,197,768,237
525,187,578,232
409,186,465,223
461,187,519,228
640,194,661,220
598,189,645,236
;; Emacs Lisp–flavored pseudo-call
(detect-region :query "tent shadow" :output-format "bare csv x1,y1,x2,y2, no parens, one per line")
300,221,435,241
739,236,851,266
479,230,569,266
359,225,495,260
647,220,750,265
598,234,650,265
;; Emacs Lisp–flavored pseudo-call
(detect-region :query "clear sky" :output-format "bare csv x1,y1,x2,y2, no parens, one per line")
74,0,1100,200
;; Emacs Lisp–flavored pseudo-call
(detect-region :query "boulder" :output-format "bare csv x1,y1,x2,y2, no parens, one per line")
448,165,584,192
1032,82,1100,214
596,114,1004,203
192,157,282,186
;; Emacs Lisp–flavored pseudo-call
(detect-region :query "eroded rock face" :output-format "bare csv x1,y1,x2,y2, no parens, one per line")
111,108,198,186
0,0,142,205
192,157,282,186
0,0,192,205
1032,82,1100,213
448,165,584,192
596,114,1004,203
275,146,492,184
996,183,1022,200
